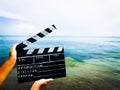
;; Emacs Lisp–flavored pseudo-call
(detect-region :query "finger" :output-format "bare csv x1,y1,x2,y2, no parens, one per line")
9,44,18,59
44,78,54,84
37,78,53,85
10,44,18,52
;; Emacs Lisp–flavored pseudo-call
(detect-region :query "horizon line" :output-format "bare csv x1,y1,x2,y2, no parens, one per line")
0,35,120,38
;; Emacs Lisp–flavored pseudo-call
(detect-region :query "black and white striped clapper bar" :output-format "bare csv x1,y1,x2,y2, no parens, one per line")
16,25,66,83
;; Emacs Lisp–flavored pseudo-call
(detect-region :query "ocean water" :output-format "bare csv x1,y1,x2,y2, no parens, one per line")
0,35,120,79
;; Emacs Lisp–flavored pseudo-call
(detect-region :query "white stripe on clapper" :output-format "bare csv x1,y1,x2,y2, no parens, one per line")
32,35,41,40
49,25,56,31
48,47,55,53
57,47,63,52
38,48,44,54
41,30,49,36
23,41,32,46
27,50,34,55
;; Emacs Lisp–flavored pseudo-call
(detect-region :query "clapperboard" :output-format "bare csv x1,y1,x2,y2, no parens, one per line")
16,25,66,83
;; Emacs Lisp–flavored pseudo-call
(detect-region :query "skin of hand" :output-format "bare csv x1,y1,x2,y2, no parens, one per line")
31,79,53,90
0,44,17,86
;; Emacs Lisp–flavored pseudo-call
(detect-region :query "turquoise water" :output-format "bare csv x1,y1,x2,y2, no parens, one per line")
0,35,120,64
0,36,120,78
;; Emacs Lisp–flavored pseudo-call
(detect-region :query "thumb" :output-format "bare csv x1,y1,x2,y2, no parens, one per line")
9,44,17,60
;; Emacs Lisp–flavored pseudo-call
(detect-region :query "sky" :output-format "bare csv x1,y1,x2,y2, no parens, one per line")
0,0,120,36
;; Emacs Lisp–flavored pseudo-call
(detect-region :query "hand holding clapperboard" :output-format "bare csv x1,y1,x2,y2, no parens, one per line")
16,25,66,83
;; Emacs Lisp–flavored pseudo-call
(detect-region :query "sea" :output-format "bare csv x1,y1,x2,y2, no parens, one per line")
0,35,120,79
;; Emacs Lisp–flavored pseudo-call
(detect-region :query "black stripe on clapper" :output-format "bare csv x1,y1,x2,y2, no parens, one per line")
45,28,52,33
27,37,36,43
37,32,45,38
52,25,56,29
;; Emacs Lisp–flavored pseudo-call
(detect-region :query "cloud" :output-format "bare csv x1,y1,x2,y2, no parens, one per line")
0,9,25,20
0,0,120,36
15,22,38,35
16,22,36,31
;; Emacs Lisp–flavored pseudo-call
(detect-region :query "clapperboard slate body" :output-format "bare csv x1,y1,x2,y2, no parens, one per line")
16,25,66,83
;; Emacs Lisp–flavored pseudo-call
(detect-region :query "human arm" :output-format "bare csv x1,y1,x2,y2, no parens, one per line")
31,79,53,90
0,44,17,86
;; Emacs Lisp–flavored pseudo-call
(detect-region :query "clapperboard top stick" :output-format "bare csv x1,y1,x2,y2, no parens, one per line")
16,25,56,50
